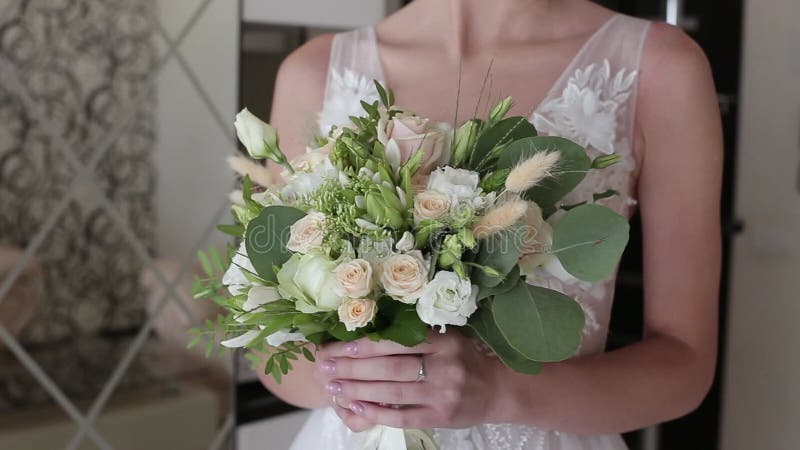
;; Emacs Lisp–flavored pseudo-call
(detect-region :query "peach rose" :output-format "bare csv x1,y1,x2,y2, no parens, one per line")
378,251,429,304
333,259,373,298
337,298,377,331
378,113,452,175
413,190,451,223
286,212,325,254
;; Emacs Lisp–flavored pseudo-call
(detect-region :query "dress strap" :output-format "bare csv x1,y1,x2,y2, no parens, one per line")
319,27,384,135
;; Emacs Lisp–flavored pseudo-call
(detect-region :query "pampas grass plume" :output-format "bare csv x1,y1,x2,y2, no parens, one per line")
505,151,560,193
473,198,529,240
227,155,276,187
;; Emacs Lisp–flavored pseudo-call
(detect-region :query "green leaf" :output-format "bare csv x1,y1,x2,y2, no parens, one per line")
377,297,429,347
375,80,390,107
198,251,213,277
592,189,619,202
245,206,307,282
472,229,524,288
469,116,537,169
492,282,585,362
551,204,630,282
465,307,542,374
329,322,366,342
217,224,245,238
477,264,521,301
301,347,316,362
496,136,592,213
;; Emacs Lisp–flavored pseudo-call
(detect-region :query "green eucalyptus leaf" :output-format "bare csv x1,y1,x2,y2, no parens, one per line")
472,228,524,288
476,264,521,301
496,136,591,212
492,282,584,362
469,116,537,169
465,307,542,374
552,204,629,282
245,206,307,282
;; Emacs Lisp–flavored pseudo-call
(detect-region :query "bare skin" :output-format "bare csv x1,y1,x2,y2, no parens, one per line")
262,0,722,435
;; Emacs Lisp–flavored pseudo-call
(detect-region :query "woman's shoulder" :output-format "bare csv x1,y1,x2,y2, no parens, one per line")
275,33,335,93
639,21,713,90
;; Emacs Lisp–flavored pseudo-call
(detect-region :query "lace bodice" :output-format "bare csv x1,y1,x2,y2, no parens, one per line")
294,14,652,450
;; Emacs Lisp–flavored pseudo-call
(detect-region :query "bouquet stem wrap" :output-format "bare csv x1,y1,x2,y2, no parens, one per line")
354,425,437,450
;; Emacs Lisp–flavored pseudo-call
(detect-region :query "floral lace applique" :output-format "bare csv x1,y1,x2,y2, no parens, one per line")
532,59,637,155
319,68,381,135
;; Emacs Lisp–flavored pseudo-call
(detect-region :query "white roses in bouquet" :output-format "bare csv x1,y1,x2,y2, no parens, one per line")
416,271,478,332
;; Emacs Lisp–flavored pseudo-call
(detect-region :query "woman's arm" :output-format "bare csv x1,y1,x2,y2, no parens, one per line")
318,24,723,435
254,33,335,409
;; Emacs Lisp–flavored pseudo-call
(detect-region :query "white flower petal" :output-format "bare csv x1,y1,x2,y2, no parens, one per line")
221,330,260,348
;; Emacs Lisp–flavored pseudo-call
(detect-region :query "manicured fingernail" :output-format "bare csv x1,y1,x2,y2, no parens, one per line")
320,359,336,375
348,401,365,415
344,342,358,355
325,381,342,395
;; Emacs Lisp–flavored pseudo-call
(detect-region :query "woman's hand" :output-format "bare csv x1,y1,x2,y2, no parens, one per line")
315,331,504,432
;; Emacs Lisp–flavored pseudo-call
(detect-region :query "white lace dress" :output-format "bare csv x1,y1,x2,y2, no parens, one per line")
290,14,652,450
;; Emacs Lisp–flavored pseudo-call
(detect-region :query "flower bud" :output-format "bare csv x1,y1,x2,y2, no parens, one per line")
488,96,513,125
234,108,279,160
451,119,481,167
592,153,622,169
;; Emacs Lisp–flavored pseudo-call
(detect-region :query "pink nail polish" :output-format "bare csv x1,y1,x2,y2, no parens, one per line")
325,381,342,395
344,342,358,355
320,359,336,375
348,401,365,415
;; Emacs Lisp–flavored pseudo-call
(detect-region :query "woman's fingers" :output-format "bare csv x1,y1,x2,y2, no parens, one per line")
330,395,374,432
346,400,435,430
327,380,431,405
319,355,424,382
319,336,438,360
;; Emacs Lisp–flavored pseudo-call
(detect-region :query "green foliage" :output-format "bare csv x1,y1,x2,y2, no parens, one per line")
496,136,592,215
376,297,429,347
472,228,523,288
469,116,537,170
552,204,630,282
492,283,585,362
245,206,307,282
465,307,542,374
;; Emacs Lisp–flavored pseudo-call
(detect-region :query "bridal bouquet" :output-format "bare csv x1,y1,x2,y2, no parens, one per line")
191,82,628,449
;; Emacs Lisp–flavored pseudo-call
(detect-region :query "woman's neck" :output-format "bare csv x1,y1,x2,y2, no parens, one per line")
408,0,598,60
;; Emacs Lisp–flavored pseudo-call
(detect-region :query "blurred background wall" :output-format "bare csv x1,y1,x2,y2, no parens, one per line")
720,0,800,449
0,0,239,448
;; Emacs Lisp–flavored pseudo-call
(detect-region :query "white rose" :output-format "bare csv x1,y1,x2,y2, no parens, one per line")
413,190,451,223
277,252,344,313
333,259,374,298
427,167,482,203
378,250,429,304
222,242,257,296
287,212,326,254
416,271,478,332
282,141,333,177
337,298,377,331
234,108,278,159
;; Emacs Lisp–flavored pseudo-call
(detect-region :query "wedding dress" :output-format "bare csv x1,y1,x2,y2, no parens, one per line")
290,13,652,450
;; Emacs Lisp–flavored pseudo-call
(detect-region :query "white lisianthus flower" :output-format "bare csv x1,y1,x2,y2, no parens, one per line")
416,271,478,332
242,286,282,312
427,167,482,204
333,259,373,298
234,108,278,159
395,231,415,252
277,252,343,313
266,329,307,347
283,156,339,199
413,190,451,223
222,242,257,296
337,298,377,331
287,212,326,254
378,251,429,304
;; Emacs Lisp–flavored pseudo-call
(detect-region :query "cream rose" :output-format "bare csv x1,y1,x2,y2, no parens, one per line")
286,212,325,254
427,166,482,204
333,259,373,298
413,190,451,223
337,298,377,331
378,113,452,174
416,271,478,332
378,250,429,304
